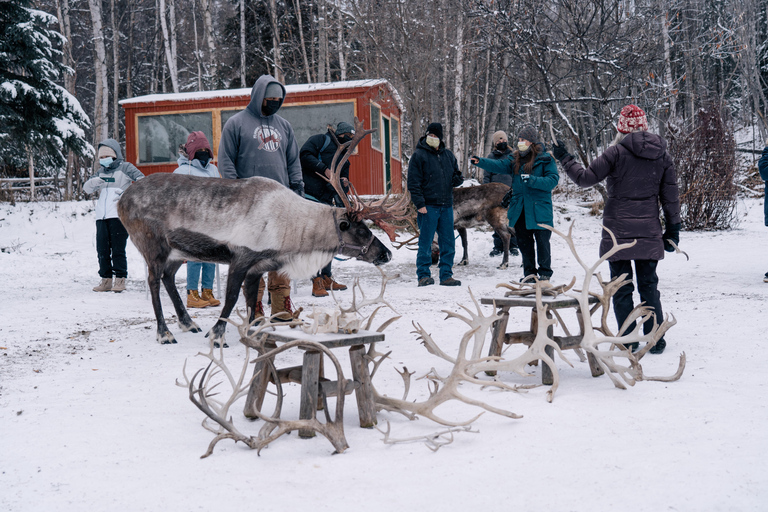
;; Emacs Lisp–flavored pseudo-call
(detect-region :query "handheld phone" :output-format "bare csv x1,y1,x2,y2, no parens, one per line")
102,177,115,183
520,174,530,180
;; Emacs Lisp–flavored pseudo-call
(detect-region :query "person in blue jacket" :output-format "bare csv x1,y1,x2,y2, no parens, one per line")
407,122,464,287
759,138,768,283
83,138,144,293
471,125,559,282
173,131,222,308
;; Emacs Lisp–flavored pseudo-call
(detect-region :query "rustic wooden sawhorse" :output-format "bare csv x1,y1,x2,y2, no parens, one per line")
242,327,383,438
481,295,603,384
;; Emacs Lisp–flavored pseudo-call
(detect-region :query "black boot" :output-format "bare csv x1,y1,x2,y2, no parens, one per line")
649,339,666,354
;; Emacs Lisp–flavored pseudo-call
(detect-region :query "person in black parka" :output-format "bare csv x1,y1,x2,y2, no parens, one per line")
483,130,519,257
552,104,681,355
299,121,354,297
407,122,464,287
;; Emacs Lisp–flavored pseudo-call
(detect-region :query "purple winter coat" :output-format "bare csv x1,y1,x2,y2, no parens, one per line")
561,131,681,261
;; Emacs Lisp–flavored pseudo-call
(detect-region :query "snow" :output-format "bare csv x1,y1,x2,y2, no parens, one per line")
119,79,405,112
1,196,767,511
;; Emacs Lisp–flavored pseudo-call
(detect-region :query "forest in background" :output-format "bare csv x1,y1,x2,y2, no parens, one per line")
2,0,768,227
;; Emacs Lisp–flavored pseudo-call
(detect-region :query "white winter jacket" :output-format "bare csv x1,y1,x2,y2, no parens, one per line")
84,139,145,220
172,156,220,178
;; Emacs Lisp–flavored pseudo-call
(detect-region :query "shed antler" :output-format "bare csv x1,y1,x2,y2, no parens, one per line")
323,117,411,241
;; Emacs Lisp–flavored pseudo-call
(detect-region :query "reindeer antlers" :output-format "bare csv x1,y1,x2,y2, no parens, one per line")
322,117,411,242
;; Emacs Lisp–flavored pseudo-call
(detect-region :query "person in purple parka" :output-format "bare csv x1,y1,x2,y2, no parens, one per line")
551,105,681,355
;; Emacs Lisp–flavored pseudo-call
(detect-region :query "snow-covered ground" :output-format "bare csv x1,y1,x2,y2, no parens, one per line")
1,196,767,511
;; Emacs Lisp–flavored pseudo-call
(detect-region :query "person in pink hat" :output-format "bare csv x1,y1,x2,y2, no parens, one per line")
551,105,681,355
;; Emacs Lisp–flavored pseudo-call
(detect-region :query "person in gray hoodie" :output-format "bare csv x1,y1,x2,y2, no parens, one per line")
83,138,145,293
217,74,304,321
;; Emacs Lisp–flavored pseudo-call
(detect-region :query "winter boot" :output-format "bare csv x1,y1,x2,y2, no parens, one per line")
270,289,297,322
201,288,220,307
649,339,666,354
187,290,210,308
93,278,112,292
112,277,126,293
322,275,347,291
312,277,329,297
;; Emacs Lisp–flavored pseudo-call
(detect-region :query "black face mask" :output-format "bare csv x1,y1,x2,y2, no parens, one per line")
262,99,281,116
495,141,508,151
194,150,211,166
338,135,352,144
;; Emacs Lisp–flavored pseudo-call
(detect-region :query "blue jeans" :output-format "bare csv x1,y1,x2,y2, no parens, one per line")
187,261,215,291
417,206,455,282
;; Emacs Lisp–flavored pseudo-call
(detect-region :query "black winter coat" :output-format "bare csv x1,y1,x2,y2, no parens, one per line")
482,147,514,187
407,137,463,209
299,131,350,205
561,131,681,261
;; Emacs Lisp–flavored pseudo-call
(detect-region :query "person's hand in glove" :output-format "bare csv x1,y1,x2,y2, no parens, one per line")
86,177,106,190
500,188,514,208
663,222,681,252
469,155,480,165
551,139,571,162
289,181,305,198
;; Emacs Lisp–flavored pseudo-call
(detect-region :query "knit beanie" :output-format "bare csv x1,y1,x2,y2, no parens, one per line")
617,104,648,134
517,125,540,144
426,122,444,140
336,122,355,137
492,131,508,145
265,82,284,99
185,131,212,159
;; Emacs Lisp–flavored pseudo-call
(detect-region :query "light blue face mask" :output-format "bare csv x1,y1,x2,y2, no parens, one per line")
99,157,114,168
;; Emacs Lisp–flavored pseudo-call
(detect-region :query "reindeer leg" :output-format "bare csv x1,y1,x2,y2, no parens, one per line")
458,227,468,266
498,227,510,270
161,260,200,334
206,262,251,346
243,271,264,324
147,259,176,345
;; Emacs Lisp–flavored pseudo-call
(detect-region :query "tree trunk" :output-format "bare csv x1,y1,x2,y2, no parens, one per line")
126,4,133,98
55,0,75,200
268,0,282,81
158,0,179,92
110,0,119,137
240,0,246,86
199,0,218,87
87,0,109,144
336,2,346,81
27,147,36,201
452,18,465,173
317,0,327,82
192,0,203,90
293,0,312,83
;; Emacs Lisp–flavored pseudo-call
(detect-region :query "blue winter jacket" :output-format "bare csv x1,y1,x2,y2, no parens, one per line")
407,137,463,210
474,147,559,230
83,138,144,220
759,145,768,226
173,156,221,178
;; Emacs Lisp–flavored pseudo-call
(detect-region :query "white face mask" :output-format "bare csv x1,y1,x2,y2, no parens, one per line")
426,135,440,149
518,141,530,152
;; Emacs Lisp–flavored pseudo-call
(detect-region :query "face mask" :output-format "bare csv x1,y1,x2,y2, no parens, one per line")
262,99,281,116
194,150,211,166
496,141,508,151
517,141,530,153
338,135,352,144
99,157,113,168
426,135,440,149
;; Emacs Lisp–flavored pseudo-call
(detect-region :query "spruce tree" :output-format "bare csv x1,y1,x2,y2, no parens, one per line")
0,0,93,189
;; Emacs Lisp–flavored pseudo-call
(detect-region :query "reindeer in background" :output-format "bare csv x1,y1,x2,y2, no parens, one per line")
118,118,409,346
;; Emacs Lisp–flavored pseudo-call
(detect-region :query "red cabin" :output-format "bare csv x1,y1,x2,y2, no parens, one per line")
119,79,403,194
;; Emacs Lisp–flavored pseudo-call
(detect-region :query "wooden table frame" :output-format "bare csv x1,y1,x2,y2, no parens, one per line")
243,328,384,438
481,296,603,384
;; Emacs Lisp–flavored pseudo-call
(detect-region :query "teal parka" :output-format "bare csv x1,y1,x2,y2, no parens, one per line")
475,148,559,230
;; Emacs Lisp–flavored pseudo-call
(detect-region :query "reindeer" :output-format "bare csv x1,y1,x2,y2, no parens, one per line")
117,118,409,346
430,183,515,270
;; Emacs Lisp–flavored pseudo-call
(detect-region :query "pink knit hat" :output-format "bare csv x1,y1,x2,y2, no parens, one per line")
617,104,649,134
185,131,212,159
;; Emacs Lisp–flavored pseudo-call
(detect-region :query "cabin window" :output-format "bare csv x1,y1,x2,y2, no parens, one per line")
391,117,400,160
280,101,355,149
137,112,213,164
220,109,242,128
370,104,381,151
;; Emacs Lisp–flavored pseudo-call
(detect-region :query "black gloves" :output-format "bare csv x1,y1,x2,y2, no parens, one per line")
290,181,305,198
500,188,514,208
469,155,481,165
452,170,464,187
552,139,570,162
663,223,681,252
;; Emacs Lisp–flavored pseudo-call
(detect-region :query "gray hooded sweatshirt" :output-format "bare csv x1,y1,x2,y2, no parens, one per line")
218,75,302,188
83,139,144,220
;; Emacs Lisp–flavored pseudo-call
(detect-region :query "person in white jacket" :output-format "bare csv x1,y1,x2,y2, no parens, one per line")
173,131,222,308
83,139,144,292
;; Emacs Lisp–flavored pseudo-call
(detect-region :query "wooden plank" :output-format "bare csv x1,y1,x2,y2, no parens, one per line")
587,352,605,377
320,379,359,397
263,327,384,348
349,344,377,428
243,340,277,420
485,307,510,377
481,295,598,309
299,350,322,438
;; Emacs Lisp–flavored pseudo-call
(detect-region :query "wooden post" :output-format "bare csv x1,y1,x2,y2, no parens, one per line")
576,306,604,377
541,310,555,386
299,350,322,438
243,340,277,419
349,344,377,428
485,306,510,376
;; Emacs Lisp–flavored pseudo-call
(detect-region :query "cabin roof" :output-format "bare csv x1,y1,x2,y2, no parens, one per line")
119,79,404,112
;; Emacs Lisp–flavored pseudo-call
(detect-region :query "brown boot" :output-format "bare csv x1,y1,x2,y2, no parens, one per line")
201,288,221,307
112,277,126,293
270,289,298,322
187,290,210,308
322,275,347,291
254,301,265,319
93,278,112,292
312,277,329,297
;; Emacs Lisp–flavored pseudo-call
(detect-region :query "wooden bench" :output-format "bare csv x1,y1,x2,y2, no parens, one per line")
243,327,384,438
481,295,603,384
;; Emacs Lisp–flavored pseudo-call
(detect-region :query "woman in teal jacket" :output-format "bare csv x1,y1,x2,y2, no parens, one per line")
471,125,559,281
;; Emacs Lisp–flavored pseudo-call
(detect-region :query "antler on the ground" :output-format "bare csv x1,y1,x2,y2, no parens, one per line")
376,420,478,452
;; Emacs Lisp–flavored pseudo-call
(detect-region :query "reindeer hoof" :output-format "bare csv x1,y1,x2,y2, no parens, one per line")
213,341,229,349
497,263,508,270
180,321,201,333
459,259,468,266
157,331,177,345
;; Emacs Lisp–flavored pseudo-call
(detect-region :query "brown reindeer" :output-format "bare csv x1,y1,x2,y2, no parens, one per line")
117,118,409,346
431,183,515,269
